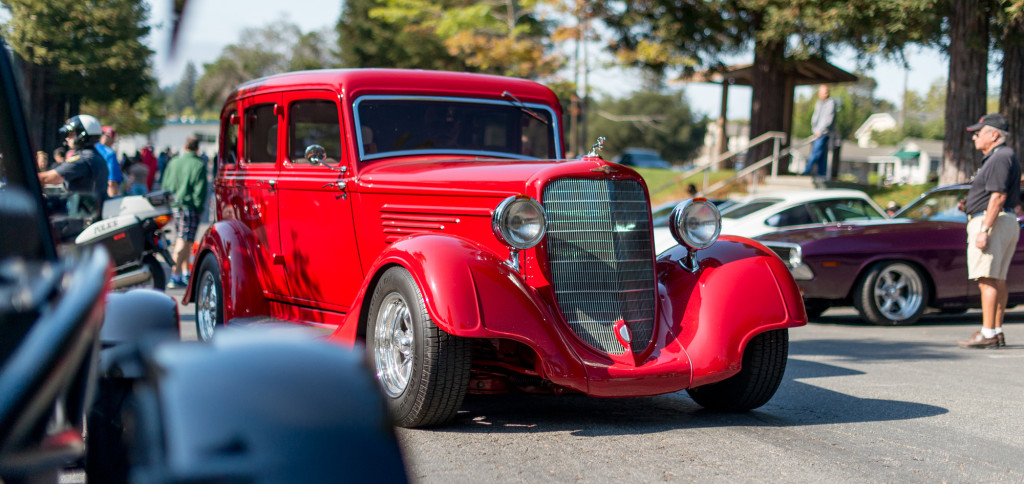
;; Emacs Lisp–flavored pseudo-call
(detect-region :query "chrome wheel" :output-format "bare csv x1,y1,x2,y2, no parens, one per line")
374,292,415,398
870,263,924,321
196,269,219,342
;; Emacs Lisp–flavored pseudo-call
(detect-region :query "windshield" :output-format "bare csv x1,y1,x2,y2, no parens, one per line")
354,96,560,161
721,199,782,219
897,188,969,222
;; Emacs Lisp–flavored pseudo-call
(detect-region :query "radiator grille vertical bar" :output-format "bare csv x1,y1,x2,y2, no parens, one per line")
542,179,656,355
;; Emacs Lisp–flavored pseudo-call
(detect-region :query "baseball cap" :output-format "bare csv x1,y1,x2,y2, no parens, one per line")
966,113,1008,132
102,125,116,136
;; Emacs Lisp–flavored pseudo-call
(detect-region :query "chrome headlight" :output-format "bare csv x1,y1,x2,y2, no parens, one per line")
493,195,547,249
669,198,721,250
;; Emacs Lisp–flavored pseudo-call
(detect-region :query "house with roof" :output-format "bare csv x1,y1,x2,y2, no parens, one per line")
853,113,899,147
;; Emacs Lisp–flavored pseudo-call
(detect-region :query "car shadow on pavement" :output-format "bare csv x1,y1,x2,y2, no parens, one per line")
789,338,966,362
433,357,946,437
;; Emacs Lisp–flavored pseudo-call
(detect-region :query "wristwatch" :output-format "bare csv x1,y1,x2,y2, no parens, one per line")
981,225,991,234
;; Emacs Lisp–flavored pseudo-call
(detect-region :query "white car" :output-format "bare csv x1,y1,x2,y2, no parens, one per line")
653,189,888,253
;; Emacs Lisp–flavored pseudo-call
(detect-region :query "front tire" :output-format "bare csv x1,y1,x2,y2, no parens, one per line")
687,329,789,411
366,267,470,428
194,255,223,342
854,261,928,325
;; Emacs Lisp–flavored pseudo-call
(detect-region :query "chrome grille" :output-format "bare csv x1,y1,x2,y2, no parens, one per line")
542,179,656,355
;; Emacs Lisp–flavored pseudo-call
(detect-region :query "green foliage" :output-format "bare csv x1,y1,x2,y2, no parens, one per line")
81,91,165,137
336,0,468,71
169,62,197,114
193,21,338,111
585,90,708,164
1,0,154,103
870,128,904,146
791,77,895,140
355,0,562,78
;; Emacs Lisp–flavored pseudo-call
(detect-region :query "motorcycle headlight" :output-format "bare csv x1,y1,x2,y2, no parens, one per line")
492,195,547,250
669,198,721,250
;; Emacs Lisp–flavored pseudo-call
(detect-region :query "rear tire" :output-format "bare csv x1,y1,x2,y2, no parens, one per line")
366,267,470,428
687,329,789,411
194,255,223,342
854,261,928,325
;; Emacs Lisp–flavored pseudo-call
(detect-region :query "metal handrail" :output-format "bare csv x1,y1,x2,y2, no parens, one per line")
701,135,819,196
650,131,788,195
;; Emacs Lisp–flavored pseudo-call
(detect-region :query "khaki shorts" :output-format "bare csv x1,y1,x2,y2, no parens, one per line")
966,212,1021,280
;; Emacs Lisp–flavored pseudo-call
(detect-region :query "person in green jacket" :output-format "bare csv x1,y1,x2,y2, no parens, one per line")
161,136,208,289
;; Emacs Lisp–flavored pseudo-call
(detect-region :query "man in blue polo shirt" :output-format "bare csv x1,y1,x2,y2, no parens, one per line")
95,125,123,197
958,113,1022,349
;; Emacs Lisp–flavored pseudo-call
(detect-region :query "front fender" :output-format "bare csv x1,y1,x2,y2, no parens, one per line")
332,235,588,387
657,235,806,387
182,219,268,320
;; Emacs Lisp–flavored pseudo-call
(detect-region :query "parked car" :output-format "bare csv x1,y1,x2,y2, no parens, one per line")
183,68,807,428
757,184,1024,325
611,148,672,168
0,36,406,484
654,189,888,253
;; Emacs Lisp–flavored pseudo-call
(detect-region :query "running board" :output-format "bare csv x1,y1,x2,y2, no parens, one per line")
226,316,337,339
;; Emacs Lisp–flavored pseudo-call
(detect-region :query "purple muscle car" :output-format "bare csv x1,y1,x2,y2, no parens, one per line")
756,184,1024,325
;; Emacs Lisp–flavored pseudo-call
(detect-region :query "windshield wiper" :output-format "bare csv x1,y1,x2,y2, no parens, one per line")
501,91,549,126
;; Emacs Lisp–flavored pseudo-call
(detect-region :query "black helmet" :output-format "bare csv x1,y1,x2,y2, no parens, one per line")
59,114,103,147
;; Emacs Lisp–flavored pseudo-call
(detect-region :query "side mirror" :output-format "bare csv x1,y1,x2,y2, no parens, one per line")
304,144,327,165
304,144,346,173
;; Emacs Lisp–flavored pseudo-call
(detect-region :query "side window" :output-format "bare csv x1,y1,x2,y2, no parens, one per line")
288,100,342,163
765,205,815,227
220,111,239,166
245,104,278,163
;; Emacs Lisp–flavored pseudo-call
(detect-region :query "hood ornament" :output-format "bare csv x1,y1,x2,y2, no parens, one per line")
584,137,606,158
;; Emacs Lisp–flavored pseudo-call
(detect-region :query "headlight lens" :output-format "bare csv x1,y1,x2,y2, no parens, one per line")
669,198,721,250
493,195,547,249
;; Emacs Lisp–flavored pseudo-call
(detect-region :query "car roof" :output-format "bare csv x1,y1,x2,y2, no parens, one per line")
227,68,560,107
734,189,873,205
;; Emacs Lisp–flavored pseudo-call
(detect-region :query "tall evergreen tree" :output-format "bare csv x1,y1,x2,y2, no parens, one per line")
171,62,198,114
1,0,153,153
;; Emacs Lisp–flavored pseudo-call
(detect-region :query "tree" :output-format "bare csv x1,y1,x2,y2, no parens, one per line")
81,89,165,138
336,0,468,70
601,0,940,175
170,62,198,114
1,0,154,153
193,21,335,111
585,90,707,164
939,0,993,185
998,0,1024,160
365,0,562,78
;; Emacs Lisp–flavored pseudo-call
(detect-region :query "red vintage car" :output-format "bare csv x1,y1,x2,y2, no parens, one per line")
183,69,806,427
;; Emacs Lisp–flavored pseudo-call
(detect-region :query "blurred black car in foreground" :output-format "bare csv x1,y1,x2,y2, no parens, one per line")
0,36,406,483
757,184,1024,325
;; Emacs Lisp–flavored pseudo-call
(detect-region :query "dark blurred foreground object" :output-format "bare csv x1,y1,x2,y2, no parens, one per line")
0,33,407,484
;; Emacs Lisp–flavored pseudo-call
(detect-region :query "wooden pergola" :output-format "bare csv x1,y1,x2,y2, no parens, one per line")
679,57,859,157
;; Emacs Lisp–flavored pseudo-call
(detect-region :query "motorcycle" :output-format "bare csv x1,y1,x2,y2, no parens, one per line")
66,190,176,290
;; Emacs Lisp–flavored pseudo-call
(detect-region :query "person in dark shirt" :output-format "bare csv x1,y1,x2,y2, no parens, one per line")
957,113,1022,349
38,114,109,205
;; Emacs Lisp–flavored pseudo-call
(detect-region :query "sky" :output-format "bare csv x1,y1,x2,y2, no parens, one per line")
148,0,1001,121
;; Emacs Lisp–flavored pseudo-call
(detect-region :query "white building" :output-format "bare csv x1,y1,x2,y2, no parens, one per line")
115,119,219,159
852,113,899,148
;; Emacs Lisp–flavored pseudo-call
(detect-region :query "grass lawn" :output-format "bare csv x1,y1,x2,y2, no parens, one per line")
634,166,937,209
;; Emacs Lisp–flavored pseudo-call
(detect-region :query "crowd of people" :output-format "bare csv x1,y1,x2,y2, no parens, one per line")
36,113,211,290
34,116,209,200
